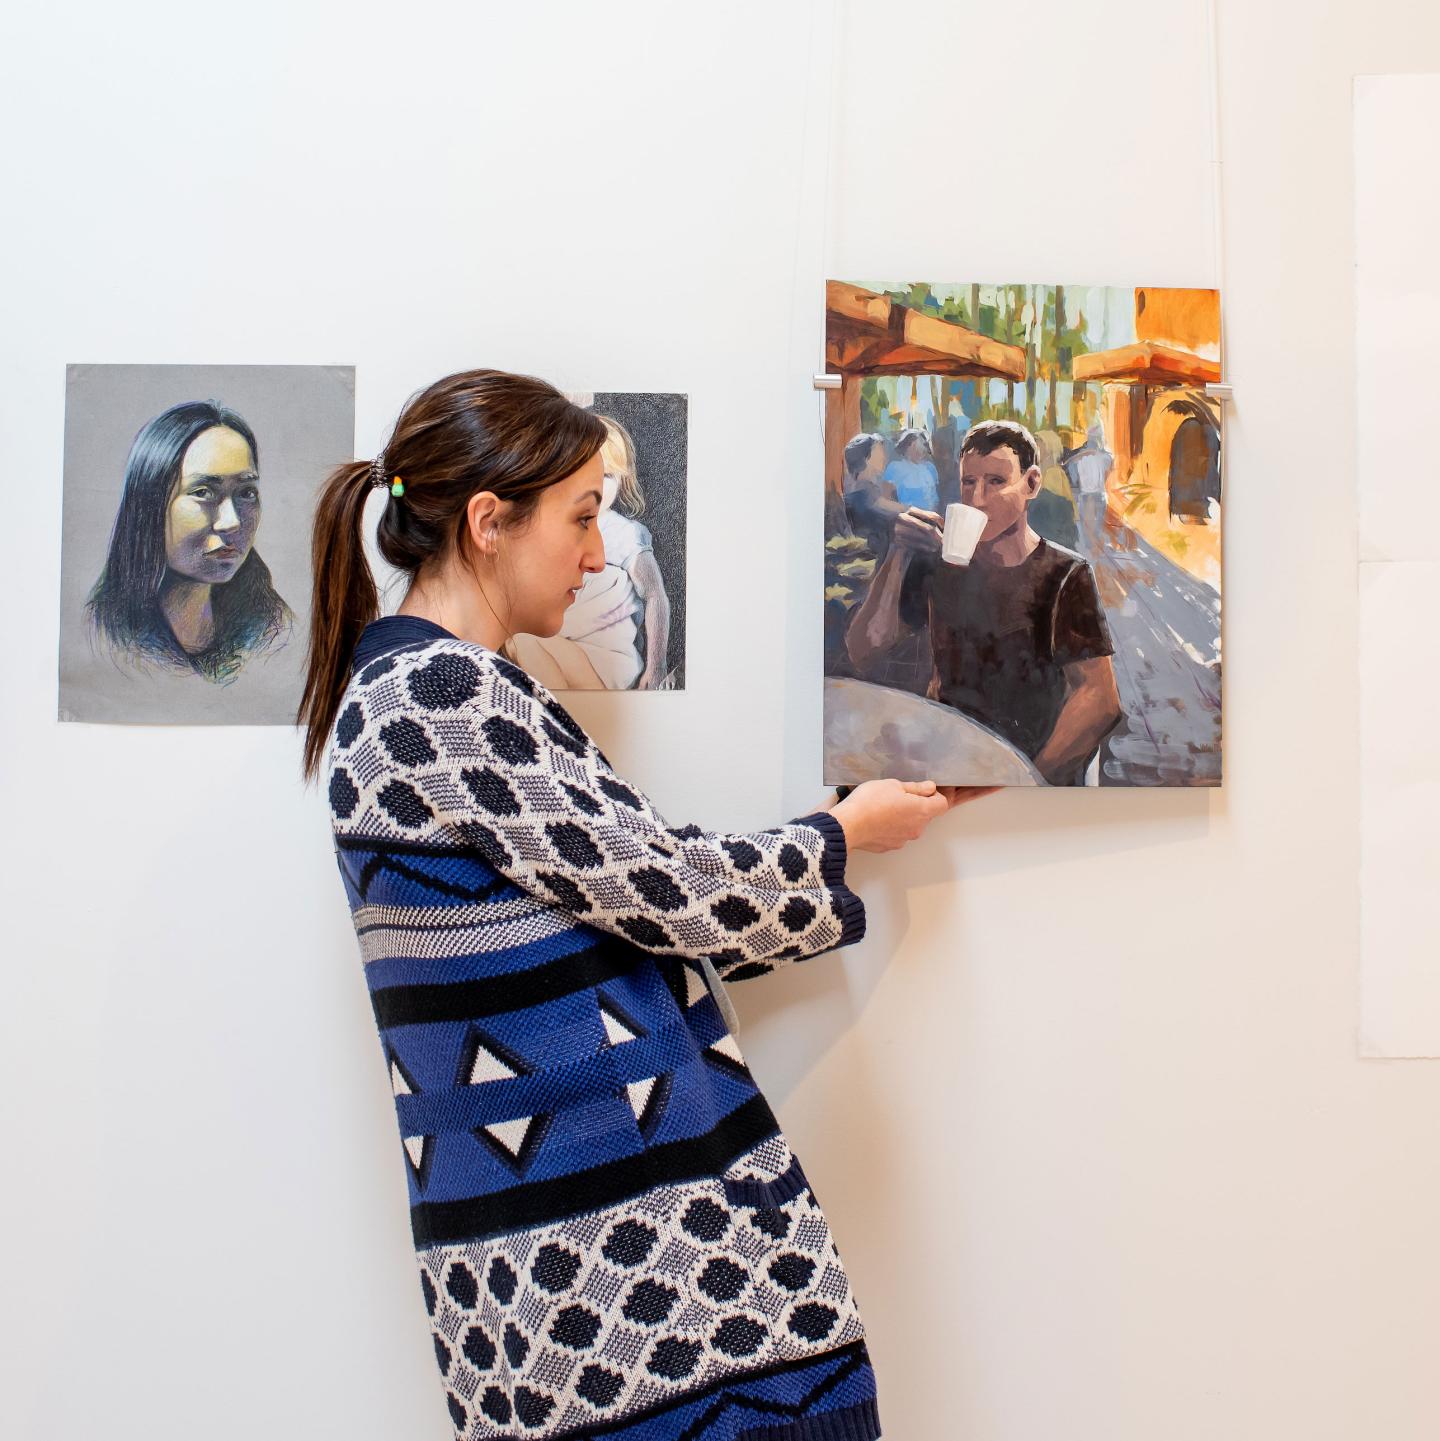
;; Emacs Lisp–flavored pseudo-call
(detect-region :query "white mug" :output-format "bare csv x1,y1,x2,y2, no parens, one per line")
941,502,987,565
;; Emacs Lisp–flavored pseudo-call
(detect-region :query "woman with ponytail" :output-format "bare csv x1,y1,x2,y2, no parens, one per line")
299,367,990,1441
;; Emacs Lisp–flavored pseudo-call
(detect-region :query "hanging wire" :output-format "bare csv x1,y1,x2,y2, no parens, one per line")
1204,0,1229,384
807,0,842,455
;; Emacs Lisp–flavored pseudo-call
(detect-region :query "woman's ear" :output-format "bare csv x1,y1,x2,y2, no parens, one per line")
465,491,505,555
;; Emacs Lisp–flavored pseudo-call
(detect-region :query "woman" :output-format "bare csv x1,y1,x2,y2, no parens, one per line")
298,369,992,1441
505,414,673,689
85,398,294,683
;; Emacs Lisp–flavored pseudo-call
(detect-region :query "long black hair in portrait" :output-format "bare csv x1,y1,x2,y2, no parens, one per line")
84,398,294,683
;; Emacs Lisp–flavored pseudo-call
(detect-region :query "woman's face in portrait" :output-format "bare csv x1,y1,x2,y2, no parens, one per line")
165,425,259,583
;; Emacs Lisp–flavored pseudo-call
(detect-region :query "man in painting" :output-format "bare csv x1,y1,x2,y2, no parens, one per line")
1062,423,1115,552
845,419,1124,785
84,399,294,684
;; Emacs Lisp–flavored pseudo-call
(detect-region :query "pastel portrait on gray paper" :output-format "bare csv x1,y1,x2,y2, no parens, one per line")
59,364,355,724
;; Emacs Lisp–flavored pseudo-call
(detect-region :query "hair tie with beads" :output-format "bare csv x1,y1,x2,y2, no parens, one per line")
369,452,404,497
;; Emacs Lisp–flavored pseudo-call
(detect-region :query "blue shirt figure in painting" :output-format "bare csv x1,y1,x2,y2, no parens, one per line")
881,429,939,512
297,368,996,1441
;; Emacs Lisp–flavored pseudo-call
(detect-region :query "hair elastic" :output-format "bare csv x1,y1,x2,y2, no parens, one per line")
369,452,404,497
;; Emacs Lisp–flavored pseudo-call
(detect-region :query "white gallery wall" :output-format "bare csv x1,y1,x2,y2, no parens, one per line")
2,2,1438,1438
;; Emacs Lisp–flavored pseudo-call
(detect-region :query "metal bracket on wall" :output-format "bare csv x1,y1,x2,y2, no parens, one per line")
813,374,842,390
1204,382,1234,402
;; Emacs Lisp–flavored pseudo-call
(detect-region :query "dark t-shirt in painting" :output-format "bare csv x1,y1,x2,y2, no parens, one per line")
898,536,1115,778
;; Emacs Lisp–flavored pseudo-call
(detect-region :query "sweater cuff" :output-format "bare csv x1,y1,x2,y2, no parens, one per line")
791,809,849,885
791,811,866,948
828,883,867,948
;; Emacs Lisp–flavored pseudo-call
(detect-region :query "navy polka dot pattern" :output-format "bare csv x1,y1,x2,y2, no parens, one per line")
454,821,512,871
407,652,482,710
616,915,674,949
413,1132,867,1435
482,714,539,766
325,636,864,986
534,870,593,914
377,780,432,829
542,716,587,758
559,781,602,815
461,766,521,816
379,716,437,767
328,768,359,819
335,701,364,748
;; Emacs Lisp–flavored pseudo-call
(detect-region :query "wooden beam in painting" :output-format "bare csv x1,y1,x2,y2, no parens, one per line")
1072,342,1221,385
823,374,862,500
900,308,1027,381
827,282,893,331
825,281,1027,381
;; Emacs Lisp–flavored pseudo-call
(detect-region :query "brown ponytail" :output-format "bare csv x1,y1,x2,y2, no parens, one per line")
296,369,607,784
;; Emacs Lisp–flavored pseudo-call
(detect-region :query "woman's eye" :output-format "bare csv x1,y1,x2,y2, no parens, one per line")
189,487,213,501
579,514,595,529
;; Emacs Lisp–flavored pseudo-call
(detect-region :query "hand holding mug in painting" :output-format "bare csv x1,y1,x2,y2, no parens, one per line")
892,506,943,556
941,502,987,566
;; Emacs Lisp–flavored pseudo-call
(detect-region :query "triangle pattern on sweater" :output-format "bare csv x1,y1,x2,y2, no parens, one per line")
597,990,673,1140
386,1047,435,1189
459,1027,551,1175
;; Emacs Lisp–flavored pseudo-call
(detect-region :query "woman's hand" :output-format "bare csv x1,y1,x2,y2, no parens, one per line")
937,785,1001,808
832,779,998,854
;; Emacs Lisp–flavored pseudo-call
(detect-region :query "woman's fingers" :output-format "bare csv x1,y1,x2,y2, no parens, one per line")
896,779,1001,807
938,785,1002,807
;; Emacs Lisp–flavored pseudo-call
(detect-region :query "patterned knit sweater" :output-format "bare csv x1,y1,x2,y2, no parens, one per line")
327,614,882,1441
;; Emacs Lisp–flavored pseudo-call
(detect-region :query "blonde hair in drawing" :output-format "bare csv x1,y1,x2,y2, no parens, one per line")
599,415,645,517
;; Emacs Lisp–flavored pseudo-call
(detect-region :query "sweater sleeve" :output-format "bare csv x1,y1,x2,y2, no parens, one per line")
328,641,865,980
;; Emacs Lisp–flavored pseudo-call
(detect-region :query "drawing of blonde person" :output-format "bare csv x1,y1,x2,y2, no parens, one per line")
504,415,672,689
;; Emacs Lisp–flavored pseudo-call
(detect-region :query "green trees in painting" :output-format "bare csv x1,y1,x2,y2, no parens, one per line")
859,283,1099,438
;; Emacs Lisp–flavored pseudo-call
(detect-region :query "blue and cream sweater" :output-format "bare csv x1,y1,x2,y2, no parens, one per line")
327,614,882,1441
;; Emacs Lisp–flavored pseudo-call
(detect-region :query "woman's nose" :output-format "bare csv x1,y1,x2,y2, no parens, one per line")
214,497,241,532
585,535,606,572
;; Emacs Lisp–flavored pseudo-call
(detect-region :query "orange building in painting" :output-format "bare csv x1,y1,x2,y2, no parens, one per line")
1072,287,1223,588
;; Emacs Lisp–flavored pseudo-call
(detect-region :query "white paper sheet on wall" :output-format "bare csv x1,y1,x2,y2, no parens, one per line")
1355,75,1440,1057
1358,563,1440,1056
